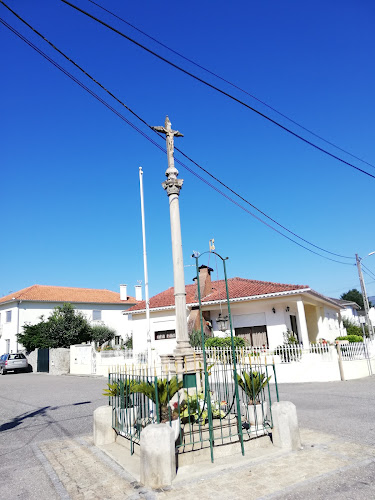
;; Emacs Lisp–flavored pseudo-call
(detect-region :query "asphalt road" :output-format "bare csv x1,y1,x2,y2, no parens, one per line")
0,373,107,499
1,372,374,499
278,377,375,447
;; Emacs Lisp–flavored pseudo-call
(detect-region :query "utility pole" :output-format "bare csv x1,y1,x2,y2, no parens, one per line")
355,253,374,338
152,116,191,355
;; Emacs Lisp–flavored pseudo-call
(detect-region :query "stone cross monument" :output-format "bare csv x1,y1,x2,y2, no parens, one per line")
152,116,196,370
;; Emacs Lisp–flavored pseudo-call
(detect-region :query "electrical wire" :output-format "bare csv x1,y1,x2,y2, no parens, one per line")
60,0,375,181
0,0,354,261
86,0,375,173
362,264,375,281
0,16,356,266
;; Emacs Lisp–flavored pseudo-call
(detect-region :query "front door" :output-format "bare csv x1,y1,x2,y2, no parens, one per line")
290,315,299,342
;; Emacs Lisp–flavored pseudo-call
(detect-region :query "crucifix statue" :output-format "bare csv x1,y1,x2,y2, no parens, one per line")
152,116,192,356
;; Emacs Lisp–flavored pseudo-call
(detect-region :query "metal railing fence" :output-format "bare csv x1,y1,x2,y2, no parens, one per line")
338,341,371,361
107,358,278,458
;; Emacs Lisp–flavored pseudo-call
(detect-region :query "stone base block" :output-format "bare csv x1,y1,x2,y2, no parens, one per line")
140,424,176,489
93,406,116,446
271,401,301,451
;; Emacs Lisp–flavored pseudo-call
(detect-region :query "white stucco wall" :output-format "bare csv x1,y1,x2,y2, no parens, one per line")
130,309,184,356
0,303,19,353
341,307,360,325
0,300,133,354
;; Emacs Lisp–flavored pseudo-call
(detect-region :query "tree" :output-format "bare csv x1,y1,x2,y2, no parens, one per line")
90,324,115,346
18,303,92,351
340,289,373,310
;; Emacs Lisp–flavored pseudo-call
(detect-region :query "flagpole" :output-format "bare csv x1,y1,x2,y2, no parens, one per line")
139,167,152,368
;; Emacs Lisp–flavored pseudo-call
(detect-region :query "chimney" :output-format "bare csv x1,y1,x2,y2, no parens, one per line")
134,285,142,301
194,265,213,299
120,284,128,301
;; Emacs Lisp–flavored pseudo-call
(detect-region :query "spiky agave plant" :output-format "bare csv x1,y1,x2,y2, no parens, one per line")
236,370,271,404
103,378,137,408
133,377,183,423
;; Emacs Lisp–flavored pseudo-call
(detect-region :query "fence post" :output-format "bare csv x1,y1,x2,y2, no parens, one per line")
336,342,345,381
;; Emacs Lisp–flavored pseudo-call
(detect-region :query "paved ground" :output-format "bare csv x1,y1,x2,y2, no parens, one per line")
1,373,375,499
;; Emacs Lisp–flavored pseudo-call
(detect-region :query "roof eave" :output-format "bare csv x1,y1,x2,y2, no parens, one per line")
124,288,312,315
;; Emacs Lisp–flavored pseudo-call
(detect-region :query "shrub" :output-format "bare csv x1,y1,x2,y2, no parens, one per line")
342,318,365,337
205,336,246,348
336,335,363,343
91,325,115,346
124,334,133,349
189,329,208,348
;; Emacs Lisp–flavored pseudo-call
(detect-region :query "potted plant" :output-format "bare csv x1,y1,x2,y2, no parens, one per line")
103,378,138,435
133,377,183,441
236,370,271,426
179,391,225,425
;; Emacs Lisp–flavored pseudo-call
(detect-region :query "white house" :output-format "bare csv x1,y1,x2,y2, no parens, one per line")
0,284,140,354
331,298,361,326
125,265,342,355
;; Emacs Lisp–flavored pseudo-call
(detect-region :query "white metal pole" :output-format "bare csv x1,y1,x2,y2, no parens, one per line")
139,167,152,367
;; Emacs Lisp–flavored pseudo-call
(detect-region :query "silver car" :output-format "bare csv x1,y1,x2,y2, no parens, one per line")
0,353,29,375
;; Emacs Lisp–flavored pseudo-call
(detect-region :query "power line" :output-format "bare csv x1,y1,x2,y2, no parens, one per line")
0,2,354,261
86,0,375,173
61,0,375,181
0,16,355,267
362,264,375,281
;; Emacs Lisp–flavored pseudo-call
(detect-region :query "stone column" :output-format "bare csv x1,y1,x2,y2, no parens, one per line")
152,117,194,367
296,299,310,348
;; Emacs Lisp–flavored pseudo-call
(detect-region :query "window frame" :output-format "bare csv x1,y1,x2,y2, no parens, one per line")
154,329,176,341
92,310,102,321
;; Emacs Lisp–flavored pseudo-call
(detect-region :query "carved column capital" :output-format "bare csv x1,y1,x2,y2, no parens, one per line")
162,177,184,196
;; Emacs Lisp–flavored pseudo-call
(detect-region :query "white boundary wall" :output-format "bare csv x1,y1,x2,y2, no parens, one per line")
70,345,146,377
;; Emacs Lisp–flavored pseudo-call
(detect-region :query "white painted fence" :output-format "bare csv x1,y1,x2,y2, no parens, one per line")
70,340,375,382
193,340,375,383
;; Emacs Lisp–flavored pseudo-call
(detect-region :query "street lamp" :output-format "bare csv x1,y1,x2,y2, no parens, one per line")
355,252,375,338
216,313,229,332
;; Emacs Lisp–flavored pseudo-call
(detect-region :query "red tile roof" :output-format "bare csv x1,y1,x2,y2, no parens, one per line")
0,285,137,305
127,278,309,312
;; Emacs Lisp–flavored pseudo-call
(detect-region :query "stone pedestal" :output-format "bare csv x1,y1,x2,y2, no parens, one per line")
93,406,116,446
271,401,301,451
140,424,176,489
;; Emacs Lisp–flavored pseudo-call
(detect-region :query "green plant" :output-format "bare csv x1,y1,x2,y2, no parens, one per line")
189,329,208,348
103,378,137,408
179,391,225,424
91,325,116,346
18,303,92,351
342,318,366,337
283,329,299,345
336,335,363,343
133,377,183,422
236,370,271,404
205,336,246,348
124,334,133,349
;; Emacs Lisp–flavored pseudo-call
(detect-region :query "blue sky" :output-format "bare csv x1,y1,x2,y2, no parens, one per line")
1,0,375,300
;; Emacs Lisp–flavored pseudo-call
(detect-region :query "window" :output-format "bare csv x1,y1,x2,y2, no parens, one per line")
235,325,268,348
92,310,102,321
9,354,26,360
155,329,176,340
6,310,11,323
114,336,121,346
